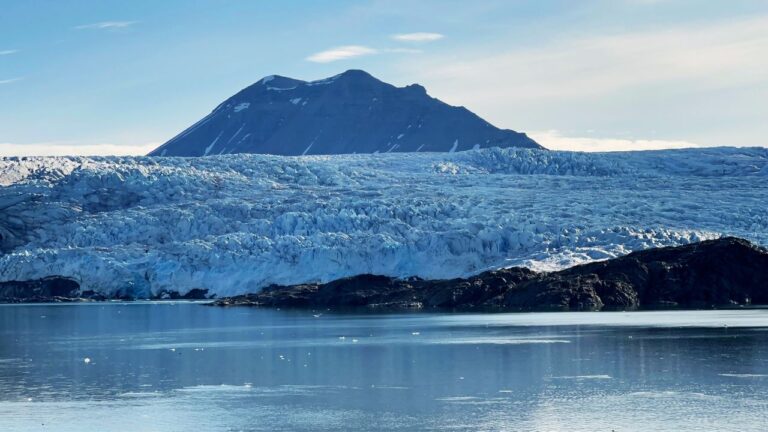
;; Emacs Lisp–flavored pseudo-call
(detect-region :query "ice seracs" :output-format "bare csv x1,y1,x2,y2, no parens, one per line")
0,146,766,298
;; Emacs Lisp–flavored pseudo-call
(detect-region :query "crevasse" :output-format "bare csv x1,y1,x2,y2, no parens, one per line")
0,147,766,297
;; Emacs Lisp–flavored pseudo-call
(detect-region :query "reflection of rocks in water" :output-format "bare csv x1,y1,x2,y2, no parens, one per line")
213,237,768,312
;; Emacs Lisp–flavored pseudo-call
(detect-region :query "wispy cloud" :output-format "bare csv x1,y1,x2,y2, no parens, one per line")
0,49,18,56
403,14,768,148
414,15,768,102
384,47,423,54
530,130,704,152
74,21,138,30
0,78,23,85
0,141,160,157
391,32,444,42
306,45,378,63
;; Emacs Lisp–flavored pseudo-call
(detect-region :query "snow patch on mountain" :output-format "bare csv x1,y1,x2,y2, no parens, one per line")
0,146,766,298
148,70,541,156
233,102,250,113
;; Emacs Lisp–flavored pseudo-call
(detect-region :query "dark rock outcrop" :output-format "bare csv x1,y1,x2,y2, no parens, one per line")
155,288,211,300
0,277,85,303
0,279,211,303
211,237,768,311
149,69,541,157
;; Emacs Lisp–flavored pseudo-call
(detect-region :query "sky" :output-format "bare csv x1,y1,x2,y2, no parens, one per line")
1,0,767,156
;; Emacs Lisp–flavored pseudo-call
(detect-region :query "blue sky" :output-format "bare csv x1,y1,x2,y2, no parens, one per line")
1,0,767,155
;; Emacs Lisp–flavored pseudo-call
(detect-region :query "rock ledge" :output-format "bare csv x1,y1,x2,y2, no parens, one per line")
211,238,768,311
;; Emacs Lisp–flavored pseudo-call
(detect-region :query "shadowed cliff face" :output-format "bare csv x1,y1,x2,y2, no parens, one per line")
0,193,42,252
0,277,81,303
212,238,768,311
149,69,541,157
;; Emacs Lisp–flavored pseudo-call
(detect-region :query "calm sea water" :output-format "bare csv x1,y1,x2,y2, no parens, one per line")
1,303,768,431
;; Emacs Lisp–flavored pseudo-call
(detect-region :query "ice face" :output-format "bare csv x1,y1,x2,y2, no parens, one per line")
0,146,766,298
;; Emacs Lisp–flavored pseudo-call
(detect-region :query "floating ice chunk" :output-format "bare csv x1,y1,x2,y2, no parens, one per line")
290,98,302,105
718,373,768,378
548,375,612,380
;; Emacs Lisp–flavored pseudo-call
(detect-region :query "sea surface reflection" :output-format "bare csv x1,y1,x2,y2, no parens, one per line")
1,303,767,431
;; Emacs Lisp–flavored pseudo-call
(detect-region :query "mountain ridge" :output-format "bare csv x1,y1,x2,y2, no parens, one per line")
148,69,542,156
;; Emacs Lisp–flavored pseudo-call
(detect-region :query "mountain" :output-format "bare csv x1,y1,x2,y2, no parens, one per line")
148,70,542,156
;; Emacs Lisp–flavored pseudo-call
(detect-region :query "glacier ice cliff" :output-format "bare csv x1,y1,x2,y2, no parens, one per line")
0,147,766,298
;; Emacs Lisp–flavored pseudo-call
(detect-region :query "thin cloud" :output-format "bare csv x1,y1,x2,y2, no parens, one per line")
391,32,444,42
0,49,18,56
0,78,23,85
530,130,704,152
384,47,423,54
413,15,768,102
403,14,768,148
306,45,377,63
0,141,160,157
74,21,138,30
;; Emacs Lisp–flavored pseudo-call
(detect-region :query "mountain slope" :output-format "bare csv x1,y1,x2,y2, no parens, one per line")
148,70,541,156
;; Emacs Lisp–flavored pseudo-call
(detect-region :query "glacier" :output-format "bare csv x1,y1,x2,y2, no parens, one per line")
0,146,766,298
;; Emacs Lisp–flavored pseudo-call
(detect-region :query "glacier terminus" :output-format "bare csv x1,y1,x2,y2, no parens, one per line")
1,146,766,298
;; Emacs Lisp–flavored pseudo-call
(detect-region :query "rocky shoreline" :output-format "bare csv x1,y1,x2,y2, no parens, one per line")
0,277,209,303
211,237,768,312
3,238,767,311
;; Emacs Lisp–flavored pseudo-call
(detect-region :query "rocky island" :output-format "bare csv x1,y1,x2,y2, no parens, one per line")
211,237,768,311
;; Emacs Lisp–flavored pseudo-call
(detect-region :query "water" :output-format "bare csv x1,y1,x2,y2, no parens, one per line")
1,303,768,431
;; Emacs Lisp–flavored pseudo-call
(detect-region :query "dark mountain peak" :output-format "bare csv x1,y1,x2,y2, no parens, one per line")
404,83,427,95
335,69,378,81
309,69,388,93
149,70,542,156
331,69,386,85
